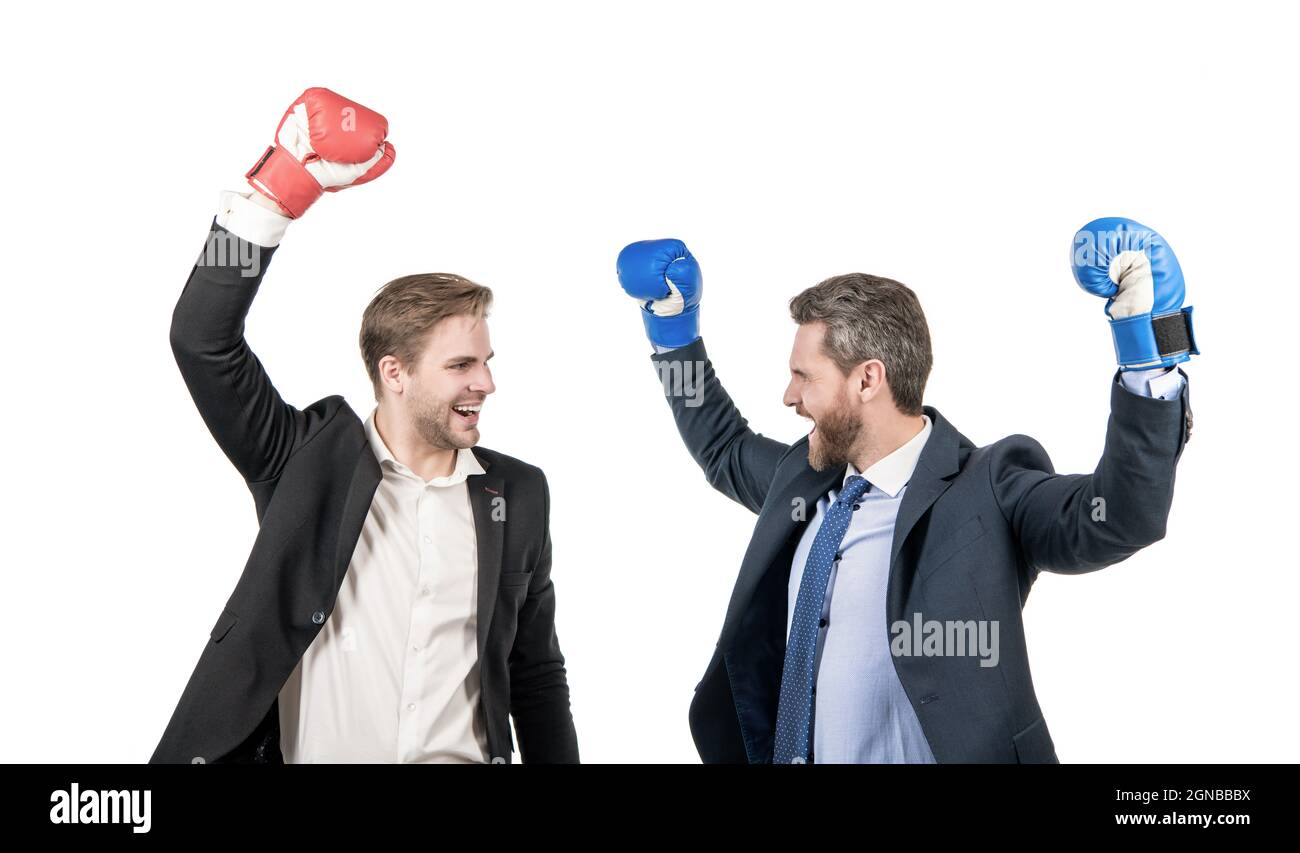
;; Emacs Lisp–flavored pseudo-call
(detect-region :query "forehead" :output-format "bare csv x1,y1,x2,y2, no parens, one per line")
790,322,829,366
419,314,491,355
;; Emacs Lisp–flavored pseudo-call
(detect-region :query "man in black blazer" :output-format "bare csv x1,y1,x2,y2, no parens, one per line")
616,226,1194,764
152,88,577,764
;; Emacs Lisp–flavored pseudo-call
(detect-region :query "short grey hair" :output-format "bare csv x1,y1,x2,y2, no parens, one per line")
788,273,933,416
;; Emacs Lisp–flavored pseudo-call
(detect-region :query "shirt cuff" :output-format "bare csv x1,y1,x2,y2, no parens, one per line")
1118,366,1186,400
215,189,291,247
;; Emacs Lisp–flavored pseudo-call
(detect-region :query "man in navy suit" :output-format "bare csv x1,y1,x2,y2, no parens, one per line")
616,223,1195,763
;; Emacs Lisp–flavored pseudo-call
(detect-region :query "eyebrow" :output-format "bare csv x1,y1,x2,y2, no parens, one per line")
790,366,808,378
445,351,495,365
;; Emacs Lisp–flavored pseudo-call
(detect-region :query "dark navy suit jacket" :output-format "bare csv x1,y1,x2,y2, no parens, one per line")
654,338,1192,763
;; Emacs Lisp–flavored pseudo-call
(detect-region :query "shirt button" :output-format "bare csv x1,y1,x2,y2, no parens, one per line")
819,617,828,629
852,504,861,511
311,609,325,625
423,535,432,544
422,586,431,595
406,703,416,712
412,644,421,652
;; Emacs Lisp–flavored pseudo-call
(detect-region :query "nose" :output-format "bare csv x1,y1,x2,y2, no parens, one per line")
782,379,799,409
471,363,496,396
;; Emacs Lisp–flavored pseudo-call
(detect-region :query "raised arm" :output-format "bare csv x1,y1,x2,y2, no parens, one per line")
171,210,298,486
991,368,1191,574
618,240,789,514
171,87,395,489
993,217,1197,575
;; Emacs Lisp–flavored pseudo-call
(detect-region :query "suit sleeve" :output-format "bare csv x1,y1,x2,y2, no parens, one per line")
990,369,1193,575
508,473,580,763
170,221,320,486
649,337,790,514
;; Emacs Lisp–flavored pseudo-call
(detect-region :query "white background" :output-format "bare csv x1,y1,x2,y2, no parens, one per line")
1,0,1295,763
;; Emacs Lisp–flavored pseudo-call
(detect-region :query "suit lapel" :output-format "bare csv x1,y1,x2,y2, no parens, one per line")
467,453,505,660
720,451,842,646
333,443,382,593
889,412,959,572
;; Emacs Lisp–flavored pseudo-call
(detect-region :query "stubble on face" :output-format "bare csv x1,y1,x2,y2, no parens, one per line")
409,383,478,451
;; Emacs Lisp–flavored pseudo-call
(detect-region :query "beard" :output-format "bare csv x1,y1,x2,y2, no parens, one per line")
410,388,478,451
807,400,862,472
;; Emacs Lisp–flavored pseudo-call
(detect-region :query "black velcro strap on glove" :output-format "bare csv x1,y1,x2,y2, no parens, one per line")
1152,311,1194,358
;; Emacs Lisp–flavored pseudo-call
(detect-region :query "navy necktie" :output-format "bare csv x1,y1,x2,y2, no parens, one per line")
774,473,871,764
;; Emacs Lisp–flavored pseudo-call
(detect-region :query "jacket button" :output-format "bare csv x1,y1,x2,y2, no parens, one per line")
312,609,326,625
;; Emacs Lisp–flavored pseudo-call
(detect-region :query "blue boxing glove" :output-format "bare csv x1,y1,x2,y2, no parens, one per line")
1071,217,1199,370
617,239,702,349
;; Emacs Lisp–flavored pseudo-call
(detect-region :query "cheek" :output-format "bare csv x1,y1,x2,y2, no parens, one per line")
811,388,848,422
407,380,442,414
416,374,458,404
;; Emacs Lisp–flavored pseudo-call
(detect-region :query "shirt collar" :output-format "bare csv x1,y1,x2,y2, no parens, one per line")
843,414,932,498
365,407,486,487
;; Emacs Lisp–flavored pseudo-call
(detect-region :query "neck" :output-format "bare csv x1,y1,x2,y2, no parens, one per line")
852,410,926,473
374,404,457,481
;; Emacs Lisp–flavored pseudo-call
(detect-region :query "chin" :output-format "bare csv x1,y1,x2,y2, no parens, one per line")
807,444,826,472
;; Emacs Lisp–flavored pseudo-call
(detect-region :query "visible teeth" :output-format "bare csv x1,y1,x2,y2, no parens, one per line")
453,404,481,414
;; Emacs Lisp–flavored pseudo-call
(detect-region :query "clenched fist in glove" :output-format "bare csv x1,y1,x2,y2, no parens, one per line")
245,87,396,218
1071,217,1199,371
617,239,703,350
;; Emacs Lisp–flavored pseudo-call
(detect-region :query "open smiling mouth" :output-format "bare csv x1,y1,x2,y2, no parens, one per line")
452,403,482,425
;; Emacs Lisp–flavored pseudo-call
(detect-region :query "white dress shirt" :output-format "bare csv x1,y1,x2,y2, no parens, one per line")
277,409,490,763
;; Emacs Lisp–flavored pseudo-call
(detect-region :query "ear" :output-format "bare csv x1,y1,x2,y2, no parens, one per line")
856,359,888,403
377,354,405,396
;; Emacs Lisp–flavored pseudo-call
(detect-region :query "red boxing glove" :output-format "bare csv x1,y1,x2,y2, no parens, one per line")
246,87,396,218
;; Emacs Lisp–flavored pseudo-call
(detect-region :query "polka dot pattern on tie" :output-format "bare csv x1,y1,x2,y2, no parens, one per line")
773,474,871,764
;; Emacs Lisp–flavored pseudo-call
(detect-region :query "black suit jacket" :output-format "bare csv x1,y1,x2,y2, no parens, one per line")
654,338,1192,763
151,223,578,764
